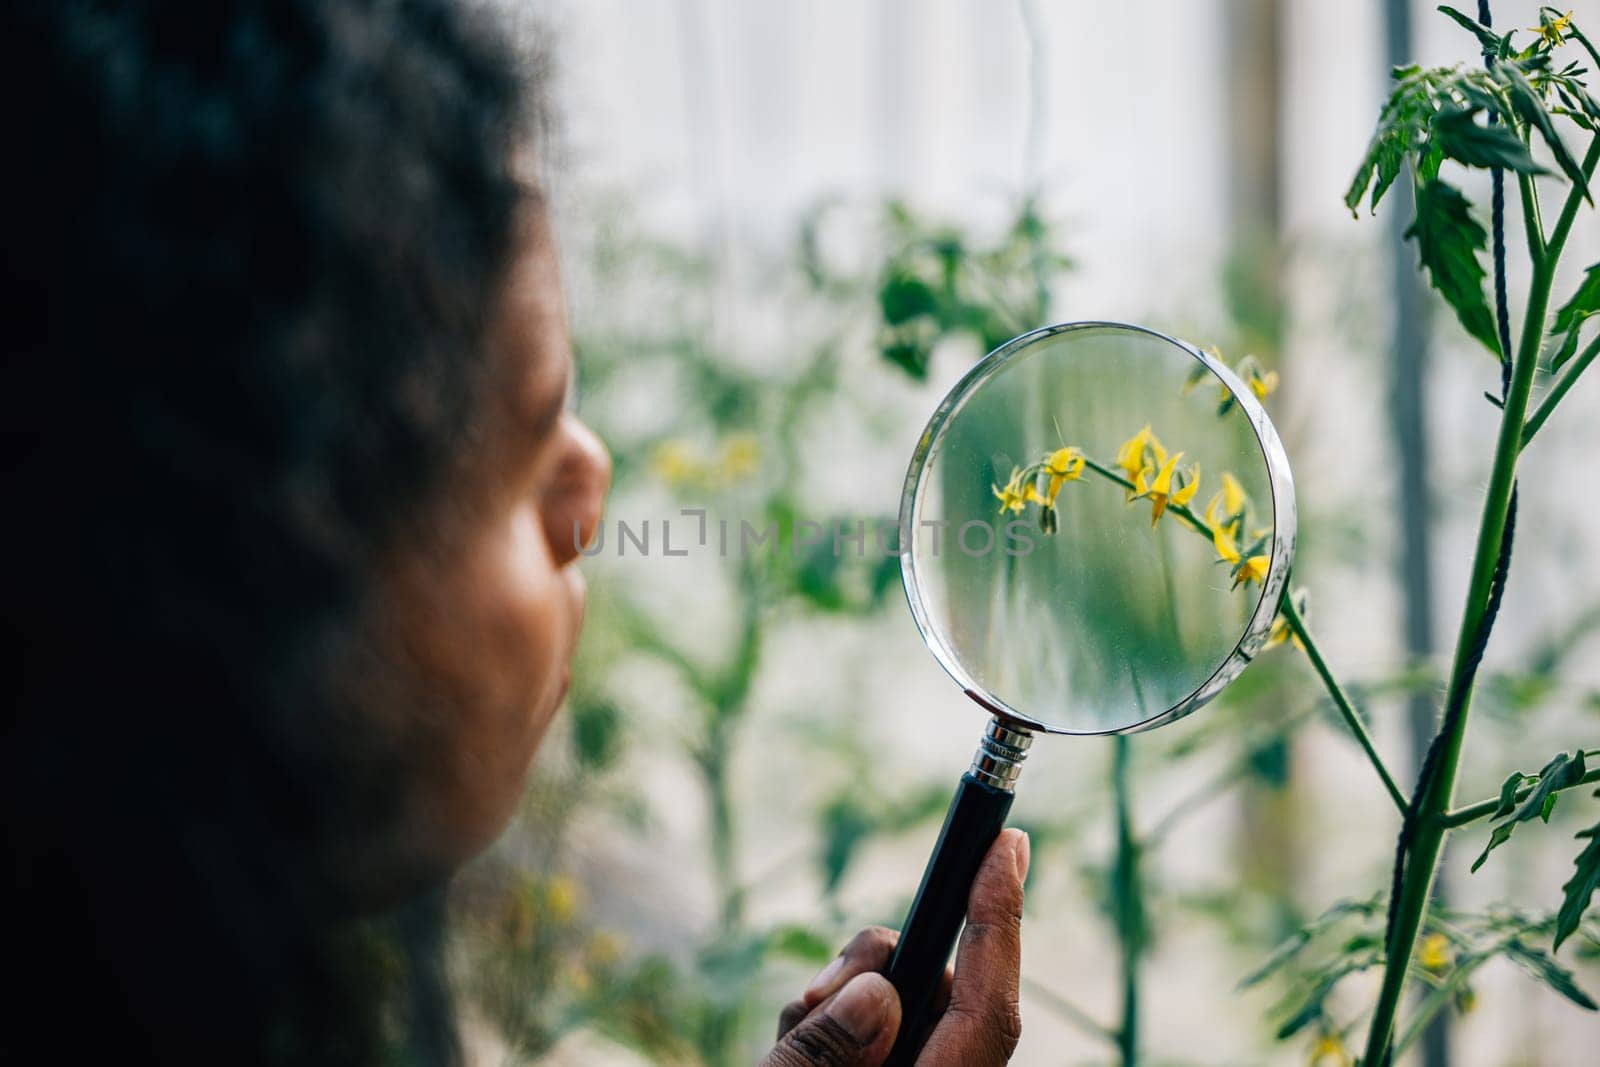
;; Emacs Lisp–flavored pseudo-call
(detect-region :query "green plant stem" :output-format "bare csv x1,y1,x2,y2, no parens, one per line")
1433,764,1600,829
1517,170,1547,263
1360,149,1584,1067
1079,457,1211,538
1522,332,1600,449
1545,135,1600,257
695,569,764,1066
1111,735,1143,1067
1075,460,1406,817
1279,595,1409,815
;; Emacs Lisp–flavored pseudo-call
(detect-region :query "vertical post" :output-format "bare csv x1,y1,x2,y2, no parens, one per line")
1224,0,1301,939
1382,1,1448,1065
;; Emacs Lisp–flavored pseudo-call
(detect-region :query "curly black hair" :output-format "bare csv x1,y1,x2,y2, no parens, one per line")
2,1,533,1062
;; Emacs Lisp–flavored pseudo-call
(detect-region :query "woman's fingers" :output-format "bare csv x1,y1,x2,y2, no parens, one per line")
760,972,903,1067
915,828,1029,1067
801,926,899,1010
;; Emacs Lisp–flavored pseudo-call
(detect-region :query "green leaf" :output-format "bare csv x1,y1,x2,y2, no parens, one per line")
880,337,930,379
1549,263,1600,372
1437,6,1504,55
1237,897,1380,990
1272,954,1382,1040
1431,106,1546,173
1555,794,1600,952
1502,939,1599,1009
878,270,938,326
1472,751,1590,871
1405,178,1501,357
1346,74,1430,216
571,698,624,769
818,796,873,895
1495,59,1593,203
766,925,835,965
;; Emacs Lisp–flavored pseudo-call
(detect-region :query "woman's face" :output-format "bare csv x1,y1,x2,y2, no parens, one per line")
328,194,610,906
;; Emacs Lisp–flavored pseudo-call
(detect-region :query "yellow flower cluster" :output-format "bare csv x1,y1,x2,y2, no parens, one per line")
1115,424,1199,527
652,432,762,491
1533,9,1574,46
991,424,1276,590
1203,468,1271,589
994,446,1086,534
1189,346,1280,415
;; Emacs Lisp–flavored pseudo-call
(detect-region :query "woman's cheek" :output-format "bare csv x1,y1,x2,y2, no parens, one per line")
481,507,573,721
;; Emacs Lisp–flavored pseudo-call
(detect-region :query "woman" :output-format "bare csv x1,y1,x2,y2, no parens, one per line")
3,2,1027,1064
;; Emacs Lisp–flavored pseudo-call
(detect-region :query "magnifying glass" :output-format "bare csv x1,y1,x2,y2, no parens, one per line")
883,321,1295,1063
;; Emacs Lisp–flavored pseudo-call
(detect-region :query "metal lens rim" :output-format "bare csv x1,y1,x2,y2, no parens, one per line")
896,320,1298,737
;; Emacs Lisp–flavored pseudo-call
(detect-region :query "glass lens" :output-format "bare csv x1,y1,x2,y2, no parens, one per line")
900,323,1291,735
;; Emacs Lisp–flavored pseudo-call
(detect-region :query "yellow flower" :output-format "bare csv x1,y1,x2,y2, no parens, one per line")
1135,452,1199,527
1419,933,1454,974
1043,446,1086,503
1203,518,1241,566
587,930,626,968
1221,471,1247,514
1308,1032,1352,1067
544,875,581,923
652,439,706,487
1266,589,1309,650
1234,554,1270,587
993,467,1029,513
1247,367,1279,401
1172,463,1200,508
718,432,761,481
1533,10,1574,45
1263,613,1304,651
1115,424,1167,487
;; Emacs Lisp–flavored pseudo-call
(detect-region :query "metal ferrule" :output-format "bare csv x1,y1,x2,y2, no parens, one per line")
968,716,1034,792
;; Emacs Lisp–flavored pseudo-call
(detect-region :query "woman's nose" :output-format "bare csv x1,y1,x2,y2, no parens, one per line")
548,415,611,566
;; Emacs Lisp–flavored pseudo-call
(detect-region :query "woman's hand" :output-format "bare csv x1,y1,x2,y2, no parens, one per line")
759,828,1029,1067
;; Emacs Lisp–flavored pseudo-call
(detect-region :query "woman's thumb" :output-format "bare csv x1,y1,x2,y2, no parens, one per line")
760,972,902,1067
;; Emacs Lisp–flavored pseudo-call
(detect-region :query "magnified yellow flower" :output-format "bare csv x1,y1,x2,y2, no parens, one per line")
1419,932,1454,974
1135,452,1199,527
1221,471,1247,514
993,467,1032,513
1209,512,1242,565
1043,446,1086,503
1173,464,1199,506
1115,424,1167,489
1234,554,1270,587
1308,1032,1352,1067
1533,9,1574,45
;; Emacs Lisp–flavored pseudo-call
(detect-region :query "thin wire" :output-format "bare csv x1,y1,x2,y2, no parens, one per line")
1377,4,1520,1062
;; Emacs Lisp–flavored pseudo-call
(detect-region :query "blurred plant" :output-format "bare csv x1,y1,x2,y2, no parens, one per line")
452,7,1600,1064
455,186,1005,1062
1239,6,1600,1064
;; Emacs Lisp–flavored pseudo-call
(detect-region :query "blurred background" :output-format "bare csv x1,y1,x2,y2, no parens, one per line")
452,1,1600,1063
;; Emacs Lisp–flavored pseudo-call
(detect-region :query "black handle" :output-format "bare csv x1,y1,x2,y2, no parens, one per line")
884,771,1015,1066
